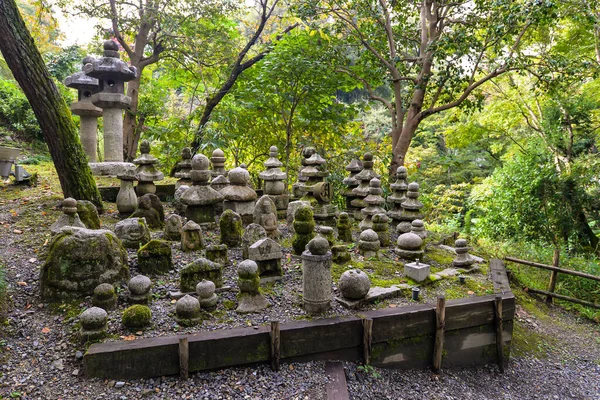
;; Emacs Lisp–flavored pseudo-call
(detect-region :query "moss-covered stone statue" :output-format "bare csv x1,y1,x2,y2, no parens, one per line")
291,205,316,255
219,209,243,247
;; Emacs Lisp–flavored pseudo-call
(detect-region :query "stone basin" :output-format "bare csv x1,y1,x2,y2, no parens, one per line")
0,146,20,178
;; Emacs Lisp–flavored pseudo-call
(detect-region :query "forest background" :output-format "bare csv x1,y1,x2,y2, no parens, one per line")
0,0,599,320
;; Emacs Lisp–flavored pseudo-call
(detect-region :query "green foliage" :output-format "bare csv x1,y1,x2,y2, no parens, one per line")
44,45,85,81
357,364,381,379
0,78,41,140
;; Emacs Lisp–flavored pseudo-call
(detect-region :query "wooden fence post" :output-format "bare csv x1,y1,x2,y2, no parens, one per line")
547,249,560,303
362,318,373,365
178,337,189,380
270,320,280,371
494,295,505,373
432,295,446,374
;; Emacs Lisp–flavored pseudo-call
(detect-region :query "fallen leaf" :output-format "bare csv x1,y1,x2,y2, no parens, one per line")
467,290,475,295
121,335,136,341
170,299,177,304
13,229,23,234
389,304,397,308
41,327,51,334
43,239,48,246
17,281,27,286
28,258,37,263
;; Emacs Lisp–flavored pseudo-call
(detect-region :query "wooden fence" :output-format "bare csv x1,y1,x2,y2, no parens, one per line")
505,254,600,309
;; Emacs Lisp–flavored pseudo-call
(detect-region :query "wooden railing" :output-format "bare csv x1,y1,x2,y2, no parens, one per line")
505,254,600,309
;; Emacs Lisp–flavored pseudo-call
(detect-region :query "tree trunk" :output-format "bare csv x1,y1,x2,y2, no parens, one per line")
123,77,141,161
0,0,103,210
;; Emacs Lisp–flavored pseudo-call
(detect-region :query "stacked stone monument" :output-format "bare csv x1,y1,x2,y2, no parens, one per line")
291,147,315,200
359,178,386,231
387,166,409,225
133,140,164,195
85,40,136,175
351,153,380,221
236,260,269,313
343,159,362,216
64,56,102,162
174,147,193,188
453,238,475,268
210,148,227,177
297,151,337,226
180,154,224,225
220,166,257,225
396,230,424,260
50,198,86,235
116,168,137,215
259,146,288,218
396,182,424,233
302,237,332,314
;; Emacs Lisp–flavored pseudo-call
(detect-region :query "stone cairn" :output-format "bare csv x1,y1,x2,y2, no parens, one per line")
220,209,243,247
259,145,288,218
387,166,408,225
291,147,316,200
114,217,151,249
351,153,380,221
396,182,424,233
236,260,269,313
116,168,137,215
211,148,227,177
337,212,353,243
180,154,224,225
298,151,337,226
79,307,107,342
292,205,316,255
128,275,152,304
372,213,391,247
221,166,257,225
338,269,371,301
181,220,203,252
453,238,475,268
359,177,386,231
254,195,280,239
396,231,424,261
174,147,193,188
64,56,102,162
175,295,202,327
50,197,85,234
84,40,136,165
358,229,380,258
92,283,117,311
133,140,164,196
302,237,332,314
343,159,363,216
196,279,218,309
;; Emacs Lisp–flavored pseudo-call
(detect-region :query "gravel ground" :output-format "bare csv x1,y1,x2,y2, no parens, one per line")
0,186,599,399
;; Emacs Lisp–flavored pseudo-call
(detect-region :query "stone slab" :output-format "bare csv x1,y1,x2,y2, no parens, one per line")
90,162,135,177
335,286,402,309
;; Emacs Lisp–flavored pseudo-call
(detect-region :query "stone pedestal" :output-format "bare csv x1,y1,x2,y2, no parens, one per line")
103,107,124,162
404,260,430,282
301,237,332,314
116,168,137,215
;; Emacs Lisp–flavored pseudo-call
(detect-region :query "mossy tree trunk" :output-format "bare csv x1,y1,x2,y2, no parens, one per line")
0,0,103,210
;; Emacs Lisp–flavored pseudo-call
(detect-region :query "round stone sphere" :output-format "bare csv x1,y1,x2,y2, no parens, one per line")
396,232,423,250
104,39,118,51
228,167,249,185
191,154,210,170
412,219,424,229
359,229,379,242
307,236,329,255
408,182,420,192
122,304,152,328
175,295,200,318
396,166,407,177
196,279,216,299
62,197,78,209
140,139,150,154
212,148,225,158
363,152,373,161
238,259,258,278
80,307,107,330
339,269,371,300
93,283,115,301
369,178,381,188
128,275,151,296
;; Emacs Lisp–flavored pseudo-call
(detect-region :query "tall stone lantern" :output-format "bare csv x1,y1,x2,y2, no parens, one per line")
64,56,102,162
84,40,137,164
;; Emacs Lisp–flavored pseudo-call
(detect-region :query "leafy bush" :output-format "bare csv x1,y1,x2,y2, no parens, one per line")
0,78,41,140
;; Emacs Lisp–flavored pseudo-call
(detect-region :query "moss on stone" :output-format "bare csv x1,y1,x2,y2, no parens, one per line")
220,209,243,247
122,304,152,329
222,299,236,310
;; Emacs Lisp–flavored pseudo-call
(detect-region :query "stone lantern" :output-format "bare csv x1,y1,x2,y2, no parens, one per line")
64,56,102,162
84,40,137,164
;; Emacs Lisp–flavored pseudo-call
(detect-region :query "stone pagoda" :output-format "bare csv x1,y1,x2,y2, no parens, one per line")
133,140,164,195
211,148,226,178
220,166,257,225
359,177,386,231
343,159,362,216
296,151,337,226
84,40,137,175
387,166,408,224
180,154,224,225
396,182,424,233
259,145,288,218
174,147,193,188
351,153,380,221
64,56,102,162
291,147,316,200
